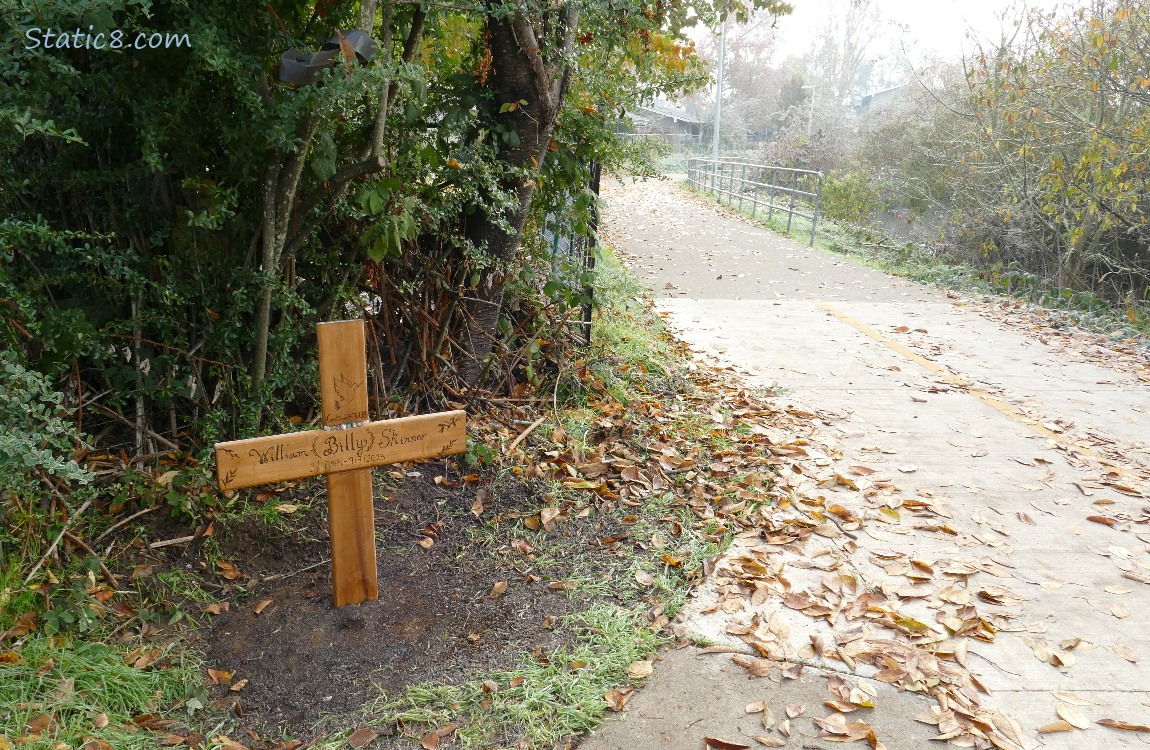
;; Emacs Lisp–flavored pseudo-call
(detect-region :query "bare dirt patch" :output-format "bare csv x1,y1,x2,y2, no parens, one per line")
129,469,592,745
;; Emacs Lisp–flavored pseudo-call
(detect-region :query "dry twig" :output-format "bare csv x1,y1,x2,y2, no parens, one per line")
24,498,92,585
505,416,547,455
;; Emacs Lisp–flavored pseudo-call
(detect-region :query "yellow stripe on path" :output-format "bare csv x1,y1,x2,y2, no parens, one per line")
813,300,1116,467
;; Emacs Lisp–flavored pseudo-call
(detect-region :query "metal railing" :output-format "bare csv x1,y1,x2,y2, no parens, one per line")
687,158,823,246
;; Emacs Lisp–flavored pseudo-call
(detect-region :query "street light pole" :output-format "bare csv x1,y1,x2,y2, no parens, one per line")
710,18,726,191
801,84,816,138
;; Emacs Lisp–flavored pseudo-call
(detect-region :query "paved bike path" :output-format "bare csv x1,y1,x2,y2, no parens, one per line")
581,177,1150,750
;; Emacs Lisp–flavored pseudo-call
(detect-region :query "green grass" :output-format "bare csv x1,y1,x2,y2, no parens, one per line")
344,604,665,750
149,569,218,607
0,560,39,634
588,246,686,402
0,634,202,749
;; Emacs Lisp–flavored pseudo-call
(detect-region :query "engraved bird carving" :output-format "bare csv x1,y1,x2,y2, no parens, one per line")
332,372,363,412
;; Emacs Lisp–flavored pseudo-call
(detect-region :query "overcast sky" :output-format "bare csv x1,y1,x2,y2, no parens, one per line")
770,0,1063,61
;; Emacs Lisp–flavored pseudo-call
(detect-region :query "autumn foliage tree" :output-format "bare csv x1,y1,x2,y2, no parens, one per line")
956,0,1150,300
846,0,1150,312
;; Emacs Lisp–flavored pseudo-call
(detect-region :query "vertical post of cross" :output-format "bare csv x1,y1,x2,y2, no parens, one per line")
316,320,378,607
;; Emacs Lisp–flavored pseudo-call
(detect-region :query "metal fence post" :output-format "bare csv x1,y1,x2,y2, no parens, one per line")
738,163,746,212
810,173,822,247
750,165,758,218
585,161,601,344
767,168,776,222
786,170,798,233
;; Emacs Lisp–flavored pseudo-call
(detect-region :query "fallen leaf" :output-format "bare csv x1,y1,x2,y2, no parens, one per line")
628,660,653,679
207,668,232,685
420,730,439,750
215,560,242,580
991,711,1027,748
878,507,901,523
131,648,163,669
26,713,55,735
539,507,561,530
704,738,751,750
605,686,634,711
635,569,655,587
753,738,785,747
418,537,435,549
81,741,114,750
0,611,36,640
1111,603,1131,619
1112,645,1137,662
347,728,378,748
1104,585,1132,595
229,679,248,693
254,599,273,615
202,602,229,616
1037,720,1075,734
732,654,774,677
488,581,508,599
1054,691,1099,706
1056,703,1089,729
898,465,919,473
274,503,299,514
1097,718,1150,732
133,713,171,731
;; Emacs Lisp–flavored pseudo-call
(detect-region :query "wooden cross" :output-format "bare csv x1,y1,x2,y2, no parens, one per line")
213,320,466,607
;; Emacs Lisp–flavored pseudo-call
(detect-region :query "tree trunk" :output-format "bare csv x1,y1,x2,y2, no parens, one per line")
460,12,575,384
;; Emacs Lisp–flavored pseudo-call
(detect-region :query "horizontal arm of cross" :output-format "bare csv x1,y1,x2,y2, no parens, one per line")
214,410,467,491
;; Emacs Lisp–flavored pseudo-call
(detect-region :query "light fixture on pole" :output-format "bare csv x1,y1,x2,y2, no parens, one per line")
800,84,816,137
710,18,726,191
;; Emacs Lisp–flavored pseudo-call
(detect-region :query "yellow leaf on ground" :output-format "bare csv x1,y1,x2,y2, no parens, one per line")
1056,703,1089,729
628,660,653,679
